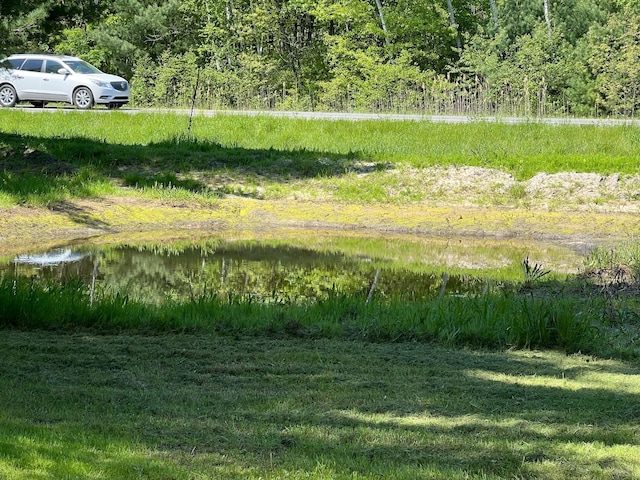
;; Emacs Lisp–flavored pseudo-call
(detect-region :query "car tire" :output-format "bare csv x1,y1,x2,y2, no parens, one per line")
73,87,94,110
0,84,18,108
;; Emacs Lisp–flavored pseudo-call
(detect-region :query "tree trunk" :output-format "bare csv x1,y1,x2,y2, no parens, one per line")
374,0,389,45
446,0,462,49
225,0,233,28
489,0,498,27
543,0,551,33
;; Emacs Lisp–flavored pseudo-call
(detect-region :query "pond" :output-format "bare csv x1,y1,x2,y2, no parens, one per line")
0,232,588,304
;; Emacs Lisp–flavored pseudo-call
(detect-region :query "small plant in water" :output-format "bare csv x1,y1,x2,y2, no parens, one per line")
522,256,550,288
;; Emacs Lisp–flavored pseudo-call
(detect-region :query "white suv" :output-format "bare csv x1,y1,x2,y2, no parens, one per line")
0,54,130,110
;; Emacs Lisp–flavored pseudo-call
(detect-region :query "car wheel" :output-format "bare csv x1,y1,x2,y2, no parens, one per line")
73,87,94,110
0,84,18,108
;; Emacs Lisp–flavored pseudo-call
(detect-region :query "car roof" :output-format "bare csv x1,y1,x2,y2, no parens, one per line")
7,54,82,61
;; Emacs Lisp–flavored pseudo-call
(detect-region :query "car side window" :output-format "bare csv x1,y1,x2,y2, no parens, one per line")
20,59,43,72
2,58,25,69
45,60,64,74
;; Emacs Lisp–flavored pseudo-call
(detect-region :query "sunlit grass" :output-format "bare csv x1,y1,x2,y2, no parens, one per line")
586,241,640,270
0,191,14,207
0,167,118,206
1,110,639,179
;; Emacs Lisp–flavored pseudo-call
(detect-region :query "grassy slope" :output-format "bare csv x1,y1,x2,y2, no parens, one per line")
1,110,639,178
1,110,640,249
1,331,638,480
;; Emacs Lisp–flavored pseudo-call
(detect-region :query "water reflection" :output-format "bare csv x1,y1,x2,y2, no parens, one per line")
2,237,580,304
14,249,90,266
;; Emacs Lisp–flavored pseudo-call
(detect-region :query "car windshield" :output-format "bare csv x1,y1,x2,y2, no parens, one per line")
63,60,103,74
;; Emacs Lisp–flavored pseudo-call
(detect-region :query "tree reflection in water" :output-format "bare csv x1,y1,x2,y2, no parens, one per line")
3,237,581,304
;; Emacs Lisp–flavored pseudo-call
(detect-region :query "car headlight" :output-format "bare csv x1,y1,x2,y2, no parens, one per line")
91,79,110,88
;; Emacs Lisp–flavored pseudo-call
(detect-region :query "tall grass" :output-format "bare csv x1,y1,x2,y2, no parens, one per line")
0,276,603,355
1,111,640,179
0,168,117,206
586,242,640,271
1,109,640,209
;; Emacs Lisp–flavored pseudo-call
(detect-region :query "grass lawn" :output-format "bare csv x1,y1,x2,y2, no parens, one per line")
1,331,638,479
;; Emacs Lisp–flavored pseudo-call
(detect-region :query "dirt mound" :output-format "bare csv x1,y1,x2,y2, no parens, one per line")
414,167,640,210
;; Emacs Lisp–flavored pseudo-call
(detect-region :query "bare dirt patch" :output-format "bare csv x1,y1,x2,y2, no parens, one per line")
395,166,640,211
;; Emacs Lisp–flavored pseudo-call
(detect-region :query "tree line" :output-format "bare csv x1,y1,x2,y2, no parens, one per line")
1,0,639,116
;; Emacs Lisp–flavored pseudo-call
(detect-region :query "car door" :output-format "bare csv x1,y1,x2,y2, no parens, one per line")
15,58,45,100
0,58,24,79
42,59,72,102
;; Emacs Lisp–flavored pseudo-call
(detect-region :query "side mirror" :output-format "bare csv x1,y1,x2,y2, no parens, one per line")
57,68,70,75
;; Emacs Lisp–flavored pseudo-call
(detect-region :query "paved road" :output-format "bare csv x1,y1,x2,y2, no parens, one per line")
16,105,640,126
139,108,640,126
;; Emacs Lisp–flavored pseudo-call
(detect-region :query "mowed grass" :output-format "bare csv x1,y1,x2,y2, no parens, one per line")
1,331,639,480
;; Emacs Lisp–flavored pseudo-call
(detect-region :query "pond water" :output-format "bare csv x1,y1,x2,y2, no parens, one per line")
0,233,587,304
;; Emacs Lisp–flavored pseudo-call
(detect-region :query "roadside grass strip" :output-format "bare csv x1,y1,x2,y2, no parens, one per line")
1,110,640,207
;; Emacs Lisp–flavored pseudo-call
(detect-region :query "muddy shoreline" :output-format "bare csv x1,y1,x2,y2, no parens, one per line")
1,194,637,257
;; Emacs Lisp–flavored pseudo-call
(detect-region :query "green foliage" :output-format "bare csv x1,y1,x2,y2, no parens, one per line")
586,242,640,271
54,26,112,70
91,0,189,77
461,20,577,116
318,45,429,112
522,256,551,286
582,6,640,116
2,0,638,115
0,0,111,55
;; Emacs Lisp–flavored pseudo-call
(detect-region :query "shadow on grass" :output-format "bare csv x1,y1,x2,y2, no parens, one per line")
0,130,378,199
48,200,115,231
0,333,638,479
